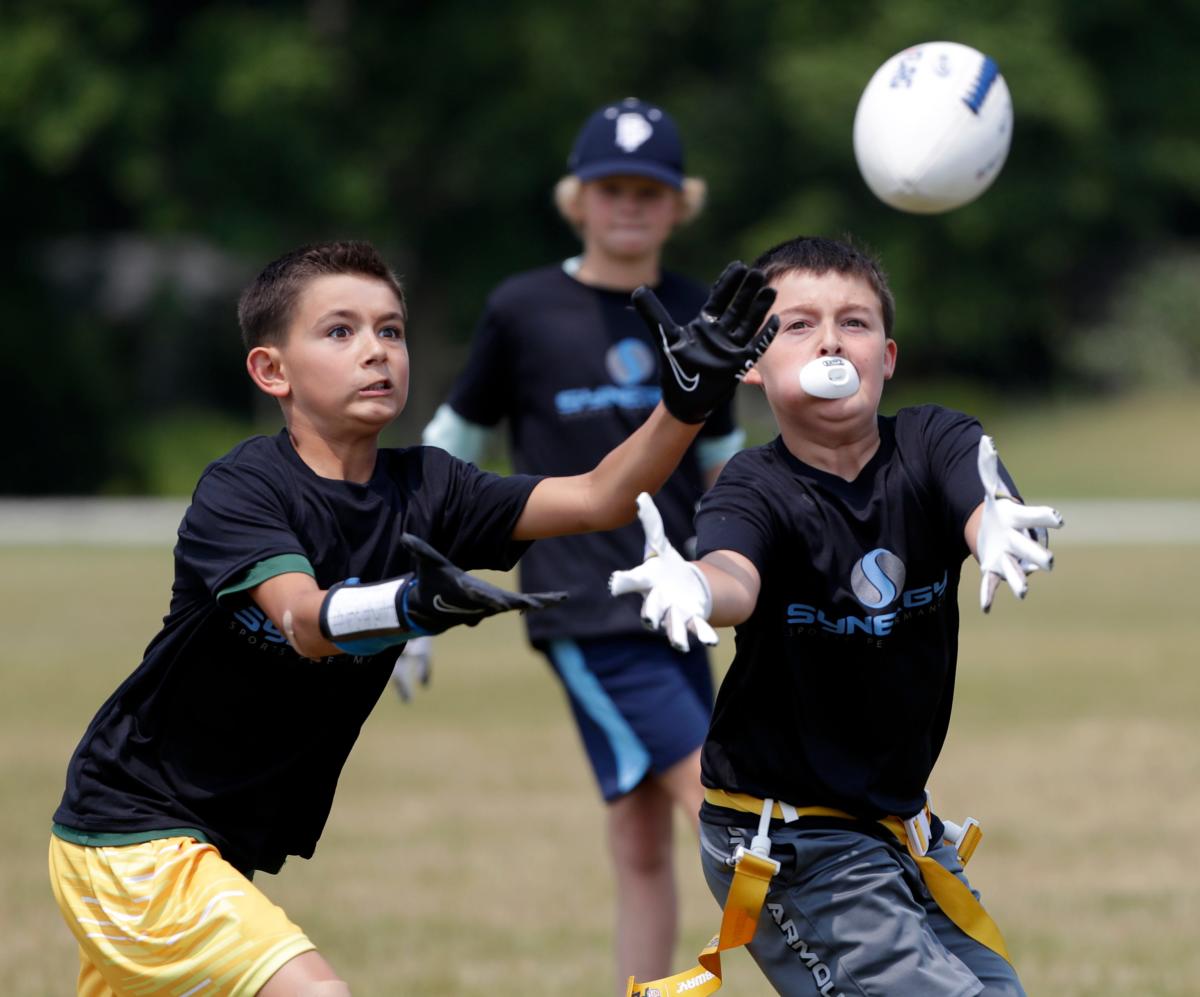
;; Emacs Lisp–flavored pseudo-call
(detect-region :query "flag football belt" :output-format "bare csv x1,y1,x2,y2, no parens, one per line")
624,787,1005,997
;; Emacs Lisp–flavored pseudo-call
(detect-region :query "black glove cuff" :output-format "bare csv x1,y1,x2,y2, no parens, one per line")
661,396,714,425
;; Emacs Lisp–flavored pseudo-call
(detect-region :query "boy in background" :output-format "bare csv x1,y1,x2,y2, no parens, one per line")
422,98,741,990
613,236,1062,996
48,240,776,996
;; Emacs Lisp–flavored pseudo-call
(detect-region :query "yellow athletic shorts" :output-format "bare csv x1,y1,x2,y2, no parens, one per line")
49,834,315,996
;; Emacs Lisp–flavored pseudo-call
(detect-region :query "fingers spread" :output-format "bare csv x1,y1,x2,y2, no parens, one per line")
703,261,748,318
609,568,648,596
730,284,777,345
749,313,779,357
721,269,767,340
665,606,691,653
635,492,669,556
980,570,1001,613
690,616,720,647
1000,554,1028,600
631,287,678,340
1008,530,1053,570
641,587,667,632
1004,502,1064,531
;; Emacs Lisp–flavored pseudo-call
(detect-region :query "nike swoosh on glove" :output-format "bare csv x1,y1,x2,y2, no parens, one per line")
396,533,567,633
632,261,779,424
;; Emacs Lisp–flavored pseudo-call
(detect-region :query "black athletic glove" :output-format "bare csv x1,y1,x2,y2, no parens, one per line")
633,261,779,424
319,533,566,655
396,533,566,632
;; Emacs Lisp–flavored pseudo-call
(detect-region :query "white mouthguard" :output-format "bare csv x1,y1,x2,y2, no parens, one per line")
798,356,860,399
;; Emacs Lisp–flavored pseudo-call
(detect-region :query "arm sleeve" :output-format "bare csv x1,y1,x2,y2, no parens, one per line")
177,462,305,601
444,302,513,428
693,454,777,573
422,448,544,571
919,407,1020,538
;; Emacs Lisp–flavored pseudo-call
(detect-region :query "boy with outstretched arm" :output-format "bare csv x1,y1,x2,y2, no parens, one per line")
48,241,776,997
612,236,1063,996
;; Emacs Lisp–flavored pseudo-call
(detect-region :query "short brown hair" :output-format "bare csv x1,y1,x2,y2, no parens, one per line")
752,236,896,336
238,241,406,350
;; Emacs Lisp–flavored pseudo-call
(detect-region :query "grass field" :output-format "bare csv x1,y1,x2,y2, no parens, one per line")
3,386,1197,995
2,538,1198,995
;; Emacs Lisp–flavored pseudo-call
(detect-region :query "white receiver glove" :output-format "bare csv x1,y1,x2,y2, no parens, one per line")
976,435,1064,612
609,493,718,652
390,635,433,702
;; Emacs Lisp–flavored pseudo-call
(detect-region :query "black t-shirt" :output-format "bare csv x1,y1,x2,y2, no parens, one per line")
446,264,736,641
53,431,539,874
696,406,1016,821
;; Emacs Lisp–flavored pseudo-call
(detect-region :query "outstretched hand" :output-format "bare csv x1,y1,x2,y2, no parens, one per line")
397,533,566,633
633,261,779,424
976,436,1064,612
609,493,718,652
319,538,565,657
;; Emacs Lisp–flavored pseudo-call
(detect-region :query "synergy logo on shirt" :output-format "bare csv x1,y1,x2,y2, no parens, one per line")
229,605,291,651
605,338,656,386
786,549,949,639
555,338,661,416
850,548,906,609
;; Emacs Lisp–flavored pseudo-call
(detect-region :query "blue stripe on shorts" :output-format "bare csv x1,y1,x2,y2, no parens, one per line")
542,636,714,802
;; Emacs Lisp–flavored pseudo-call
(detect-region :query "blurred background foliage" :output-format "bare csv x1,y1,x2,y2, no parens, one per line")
1,0,1197,494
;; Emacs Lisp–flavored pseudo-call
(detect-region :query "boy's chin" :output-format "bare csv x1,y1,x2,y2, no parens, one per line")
603,236,661,259
774,387,878,423
352,400,405,429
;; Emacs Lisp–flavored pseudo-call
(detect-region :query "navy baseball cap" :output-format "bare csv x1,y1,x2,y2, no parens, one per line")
567,97,685,190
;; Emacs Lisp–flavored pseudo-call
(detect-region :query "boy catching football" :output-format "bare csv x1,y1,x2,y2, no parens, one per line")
613,235,1062,996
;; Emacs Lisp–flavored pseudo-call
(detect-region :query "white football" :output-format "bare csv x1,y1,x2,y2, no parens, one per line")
853,41,1013,214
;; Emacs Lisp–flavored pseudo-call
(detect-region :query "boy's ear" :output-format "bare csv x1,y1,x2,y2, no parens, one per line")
742,364,764,388
671,191,688,226
882,338,898,380
554,177,585,230
246,346,290,398
561,195,584,229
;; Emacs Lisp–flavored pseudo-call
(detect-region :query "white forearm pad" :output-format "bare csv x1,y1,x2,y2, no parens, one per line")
320,578,406,640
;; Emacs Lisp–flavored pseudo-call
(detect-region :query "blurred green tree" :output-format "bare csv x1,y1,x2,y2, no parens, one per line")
0,0,1196,492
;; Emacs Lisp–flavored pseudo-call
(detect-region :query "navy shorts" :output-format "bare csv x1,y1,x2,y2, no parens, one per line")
538,635,713,802
699,820,1025,996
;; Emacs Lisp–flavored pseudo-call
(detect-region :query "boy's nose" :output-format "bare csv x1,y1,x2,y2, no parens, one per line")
816,324,843,355
360,334,387,362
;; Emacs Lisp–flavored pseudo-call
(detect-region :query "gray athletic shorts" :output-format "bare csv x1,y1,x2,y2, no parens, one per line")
699,820,1025,996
